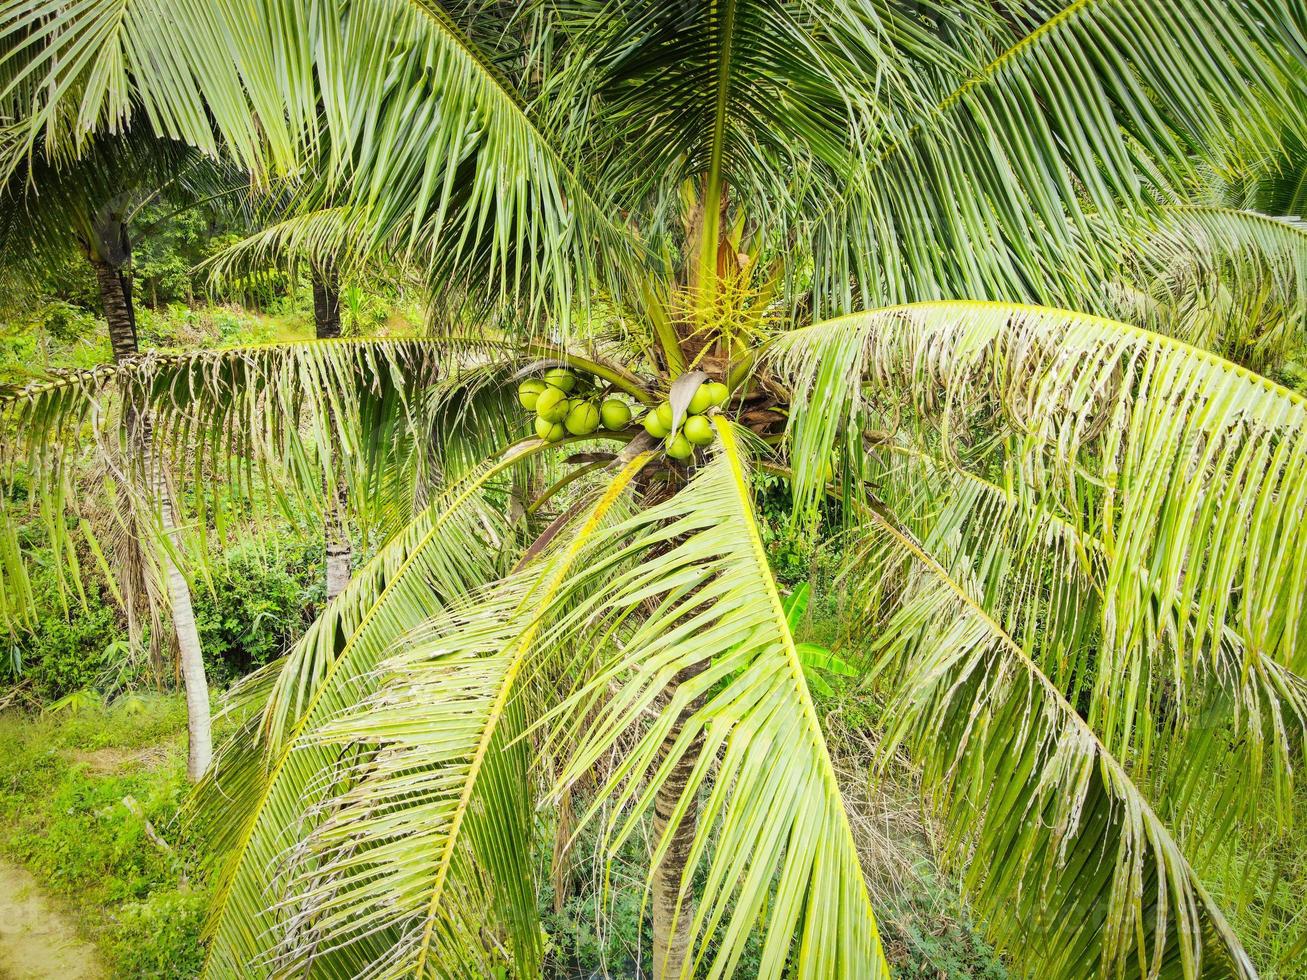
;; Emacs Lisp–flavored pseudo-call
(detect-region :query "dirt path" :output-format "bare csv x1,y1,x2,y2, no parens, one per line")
0,859,103,980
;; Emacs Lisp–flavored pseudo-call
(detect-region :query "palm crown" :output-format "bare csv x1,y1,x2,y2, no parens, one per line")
3,1,1307,977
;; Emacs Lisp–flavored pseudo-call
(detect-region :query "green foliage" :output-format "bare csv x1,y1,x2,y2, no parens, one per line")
6,570,122,700
879,860,1008,978
135,302,314,351
105,888,208,979
540,831,651,978
192,536,325,687
0,696,207,979
0,300,108,387
752,469,825,585
4,519,327,698
129,200,241,308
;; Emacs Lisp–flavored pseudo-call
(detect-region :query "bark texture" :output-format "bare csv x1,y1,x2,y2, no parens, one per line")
312,264,343,339
93,216,212,779
324,481,352,602
650,661,707,979
313,264,351,600
157,469,213,778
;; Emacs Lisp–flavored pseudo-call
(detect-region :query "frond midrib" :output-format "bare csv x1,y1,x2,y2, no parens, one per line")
411,451,652,972
713,420,887,965
783,299,1307,411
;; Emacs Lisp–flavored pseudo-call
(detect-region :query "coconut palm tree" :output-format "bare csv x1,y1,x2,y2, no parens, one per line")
0,133,216,777
3,1,1307,976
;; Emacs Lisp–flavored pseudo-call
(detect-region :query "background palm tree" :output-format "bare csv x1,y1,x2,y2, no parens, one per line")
3,0,1307,976
0,133,216,777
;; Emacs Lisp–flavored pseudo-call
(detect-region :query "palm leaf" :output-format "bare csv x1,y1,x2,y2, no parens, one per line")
0,0,636,318
1101,205,1307,371
537,421,890,979
845,506,1256,977
249,452,651,977
813,0,1307,312
771,301,1307,694
192,442,553,977
0,337,444,628
857,438,1306,876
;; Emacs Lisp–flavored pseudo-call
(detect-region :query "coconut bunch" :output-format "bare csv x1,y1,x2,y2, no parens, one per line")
518,367,633,442
641,380,729,459
517,368,732,459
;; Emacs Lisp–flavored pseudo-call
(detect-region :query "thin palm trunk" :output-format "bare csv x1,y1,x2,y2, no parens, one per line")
650,660,706,979
90,216,212,779
312,264,351,601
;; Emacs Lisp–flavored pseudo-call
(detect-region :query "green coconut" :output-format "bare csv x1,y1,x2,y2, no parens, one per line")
642,411,670,438
655,401,675,432
517,378,546,410
665,433,693,460
683,414,714,446
599,398,632,430
544,367,577,393
565,401,601,435
704,381,729,407
535,385,570,422
535,416,566,442
687,385,714,415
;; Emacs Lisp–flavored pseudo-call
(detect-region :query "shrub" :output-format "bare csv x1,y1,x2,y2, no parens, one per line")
9,576,122,700
192,536,325,687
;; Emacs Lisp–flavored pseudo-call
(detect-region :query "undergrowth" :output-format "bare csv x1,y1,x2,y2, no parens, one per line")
0,695,208,978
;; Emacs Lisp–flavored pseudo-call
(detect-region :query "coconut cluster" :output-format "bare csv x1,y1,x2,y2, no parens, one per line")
642,381,729,459
517,367,632,443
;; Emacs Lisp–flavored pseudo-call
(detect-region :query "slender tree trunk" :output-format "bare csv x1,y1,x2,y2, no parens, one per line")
90,216,212,780
154,454,212,778
312,264,342,340
650,661,708,979
312,264,351,601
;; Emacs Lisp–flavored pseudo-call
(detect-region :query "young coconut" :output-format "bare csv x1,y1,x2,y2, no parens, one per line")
535,416,566,442
665,433,694,460
687,384,714,415
544,367,576,393
518,378,546,410
535,386,570,422
683,415,714,446
703,381,729,407
565,401,601,435
654,401,675,432
599,398,632,430
642,411,669,438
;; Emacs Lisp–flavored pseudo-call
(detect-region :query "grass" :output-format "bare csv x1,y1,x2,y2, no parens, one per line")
0,694,207,978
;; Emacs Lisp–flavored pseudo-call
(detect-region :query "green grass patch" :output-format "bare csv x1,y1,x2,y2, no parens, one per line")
0,695,206,978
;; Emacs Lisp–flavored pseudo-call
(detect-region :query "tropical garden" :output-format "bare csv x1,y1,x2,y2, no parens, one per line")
1,1,1307,977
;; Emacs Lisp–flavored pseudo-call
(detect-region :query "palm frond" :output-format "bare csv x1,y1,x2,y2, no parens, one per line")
531,0,951,242
1101,205,1307,372
857,438,1306,873
770,301,1307,796
247,452,651,977
188,443,547,977
537,422,890,979
0,0,637,319
813,1,1307,312
844,505,1255,978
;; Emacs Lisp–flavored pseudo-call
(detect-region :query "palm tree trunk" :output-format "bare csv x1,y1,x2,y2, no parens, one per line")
650,661,707,979
90,217,212,780
153,449,212,779
312,265,351,601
